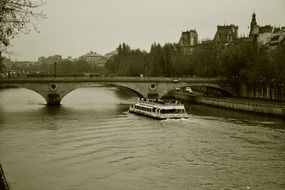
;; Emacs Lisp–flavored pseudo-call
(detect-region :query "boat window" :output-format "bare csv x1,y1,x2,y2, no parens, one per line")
175,109,185,113
137,106,152,112
161,109,176,114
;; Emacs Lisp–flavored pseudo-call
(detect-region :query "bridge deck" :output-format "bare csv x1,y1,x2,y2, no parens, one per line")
0,77,222,83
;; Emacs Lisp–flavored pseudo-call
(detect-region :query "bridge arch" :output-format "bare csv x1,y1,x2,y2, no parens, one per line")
0,83,55,104
155,83,188,99
0,85,47,104
105,83,146,98
58,83,145,104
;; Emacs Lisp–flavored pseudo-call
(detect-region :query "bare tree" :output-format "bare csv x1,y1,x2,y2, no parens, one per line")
0,0,46,69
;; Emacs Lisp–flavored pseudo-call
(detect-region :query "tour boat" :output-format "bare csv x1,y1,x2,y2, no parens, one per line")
129,98,188,119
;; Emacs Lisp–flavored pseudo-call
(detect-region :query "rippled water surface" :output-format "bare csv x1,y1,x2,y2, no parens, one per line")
0,87,285,190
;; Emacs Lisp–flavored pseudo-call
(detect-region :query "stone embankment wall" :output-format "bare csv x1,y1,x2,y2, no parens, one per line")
195,96,285,117
172,92,285,117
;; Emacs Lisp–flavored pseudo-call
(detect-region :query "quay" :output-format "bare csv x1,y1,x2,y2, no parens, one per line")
171,92,285,117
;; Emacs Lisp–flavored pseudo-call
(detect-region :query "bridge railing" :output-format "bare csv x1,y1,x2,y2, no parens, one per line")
0,76,222,83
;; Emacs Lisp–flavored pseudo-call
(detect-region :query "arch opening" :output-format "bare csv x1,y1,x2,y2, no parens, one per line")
113,85,144,98
60,85,144,105
0,85,47,103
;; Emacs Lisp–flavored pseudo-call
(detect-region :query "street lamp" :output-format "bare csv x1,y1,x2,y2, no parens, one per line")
54,62,57,78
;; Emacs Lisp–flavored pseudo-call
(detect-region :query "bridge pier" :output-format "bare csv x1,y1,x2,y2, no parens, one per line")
147,92,159,99
46,93,62,105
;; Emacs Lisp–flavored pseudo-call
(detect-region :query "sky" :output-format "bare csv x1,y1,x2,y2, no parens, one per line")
5,0,285,61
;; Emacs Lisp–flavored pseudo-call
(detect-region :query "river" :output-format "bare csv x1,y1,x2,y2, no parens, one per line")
0,87,284,190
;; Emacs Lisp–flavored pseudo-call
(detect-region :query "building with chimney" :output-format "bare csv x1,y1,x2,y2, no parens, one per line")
213,25,238,44
178,30,198,54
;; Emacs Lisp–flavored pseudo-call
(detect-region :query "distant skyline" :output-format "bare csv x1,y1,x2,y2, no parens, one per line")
5,0,285,61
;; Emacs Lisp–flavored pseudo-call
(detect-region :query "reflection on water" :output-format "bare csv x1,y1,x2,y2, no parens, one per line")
0,87,285,190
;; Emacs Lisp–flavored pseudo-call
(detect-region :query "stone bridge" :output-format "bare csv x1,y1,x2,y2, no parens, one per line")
0,77,237,105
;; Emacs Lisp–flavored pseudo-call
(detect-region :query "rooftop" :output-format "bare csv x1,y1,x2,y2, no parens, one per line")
82,51,104,57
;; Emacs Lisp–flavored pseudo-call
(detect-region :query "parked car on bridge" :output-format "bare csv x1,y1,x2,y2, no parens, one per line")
0,73,8,78
185,87,194,94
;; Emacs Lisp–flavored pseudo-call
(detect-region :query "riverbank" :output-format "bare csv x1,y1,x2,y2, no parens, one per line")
171,91,285,117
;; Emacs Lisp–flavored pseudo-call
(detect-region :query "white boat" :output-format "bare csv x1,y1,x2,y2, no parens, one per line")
129,98,188,119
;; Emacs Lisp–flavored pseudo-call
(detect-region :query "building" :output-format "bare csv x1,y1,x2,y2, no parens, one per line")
249,12,285,46
268,28,285,49
79,51,106,67
213,24,238,44
192,24,239,54
249,12,272,44
177,25,238,55
176,12,284,56
249,12,258,37
257,25,274,44
178,30,198,54
195,39,216,50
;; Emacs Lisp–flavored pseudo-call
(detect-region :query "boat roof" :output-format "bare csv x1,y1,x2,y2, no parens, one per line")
135,99,186,109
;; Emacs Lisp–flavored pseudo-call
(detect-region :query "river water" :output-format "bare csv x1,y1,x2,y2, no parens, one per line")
0,87,284,190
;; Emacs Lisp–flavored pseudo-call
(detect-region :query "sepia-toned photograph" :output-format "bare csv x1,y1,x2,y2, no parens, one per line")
0,0,285,189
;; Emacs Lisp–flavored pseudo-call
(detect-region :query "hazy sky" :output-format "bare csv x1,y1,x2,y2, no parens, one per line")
6,0,285,61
